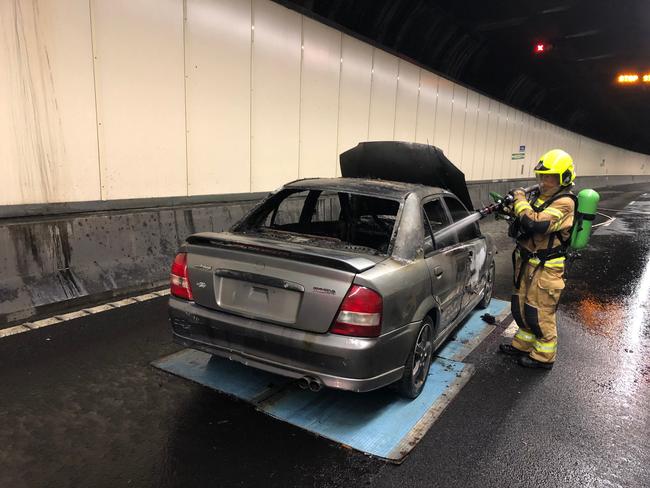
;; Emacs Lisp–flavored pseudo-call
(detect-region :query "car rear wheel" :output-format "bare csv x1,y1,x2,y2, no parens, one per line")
398,316,434,399
477,262,495,309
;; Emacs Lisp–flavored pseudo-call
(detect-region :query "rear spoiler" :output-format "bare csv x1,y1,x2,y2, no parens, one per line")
185,234,378,273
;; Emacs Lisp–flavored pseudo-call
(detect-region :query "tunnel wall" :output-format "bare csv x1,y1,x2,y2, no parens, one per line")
1,0,649,210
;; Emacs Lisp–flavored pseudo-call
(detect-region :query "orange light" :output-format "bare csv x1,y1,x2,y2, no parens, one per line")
644,74,650,82
617,74,639,83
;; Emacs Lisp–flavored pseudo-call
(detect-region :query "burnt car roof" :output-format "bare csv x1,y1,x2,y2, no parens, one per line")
284,177,449,200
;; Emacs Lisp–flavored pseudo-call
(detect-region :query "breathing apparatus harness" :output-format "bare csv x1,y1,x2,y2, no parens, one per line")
509,187,580,288
478,181,600,289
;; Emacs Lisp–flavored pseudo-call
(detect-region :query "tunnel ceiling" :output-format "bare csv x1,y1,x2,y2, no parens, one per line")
276,0,650,156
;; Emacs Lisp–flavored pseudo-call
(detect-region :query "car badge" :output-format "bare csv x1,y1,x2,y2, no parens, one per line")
313,287,336,295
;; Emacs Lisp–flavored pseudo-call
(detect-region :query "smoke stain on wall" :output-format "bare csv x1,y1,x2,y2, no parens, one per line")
8,0,66,204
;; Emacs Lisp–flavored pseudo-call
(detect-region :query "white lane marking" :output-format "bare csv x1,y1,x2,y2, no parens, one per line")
0,325,31,338
0,288,169,339
133,293,162,302
110,298,138,308
26,317,63,330
502,320,518,337
54,310,91,321
82,304,116,314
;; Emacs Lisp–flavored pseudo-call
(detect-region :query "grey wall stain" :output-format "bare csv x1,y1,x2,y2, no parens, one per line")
9,0,66,204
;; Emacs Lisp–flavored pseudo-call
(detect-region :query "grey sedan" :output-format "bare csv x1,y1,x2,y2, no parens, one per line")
168,178,496,398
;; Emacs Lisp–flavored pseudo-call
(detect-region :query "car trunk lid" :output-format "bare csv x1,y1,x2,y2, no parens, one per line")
184,232,384,333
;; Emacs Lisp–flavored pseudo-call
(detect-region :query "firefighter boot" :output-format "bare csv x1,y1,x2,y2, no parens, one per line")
499,344,528,356
519,355,553,369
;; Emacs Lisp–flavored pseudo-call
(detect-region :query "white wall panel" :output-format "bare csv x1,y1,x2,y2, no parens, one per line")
394,61,420,142
534,121,550,176
299,18,341,178
434,77,454,154
574,136,583,174
415,71,438,144
186,0,251,195
512,110,525,178
336,35,372,172
587,140,598,176
593,140,606,175
0,0,100,205
461,90,479,177
448,84,467,164
491,103,507,179
580,137,601,176
622,151,634,174
472,95,490,180
624,150,638,174
548,124,560,150
499,106,517,179
633,154,641,174
368,50,398,140
604,143,620,175
520,114,532,175
562,131,579,166
526,118,539,174
92,0,186,200
596,142,608,175
250,0,301,191
634,153,646,174
481,99,498,180
556,126,566,149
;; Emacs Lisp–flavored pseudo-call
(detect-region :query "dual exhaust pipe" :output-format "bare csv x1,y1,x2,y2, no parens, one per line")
297,376,323,392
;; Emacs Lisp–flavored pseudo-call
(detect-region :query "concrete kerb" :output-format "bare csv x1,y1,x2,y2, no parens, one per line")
1,175,648,329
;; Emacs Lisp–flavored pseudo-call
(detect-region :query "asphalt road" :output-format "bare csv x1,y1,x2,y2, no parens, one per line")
1,184,648,488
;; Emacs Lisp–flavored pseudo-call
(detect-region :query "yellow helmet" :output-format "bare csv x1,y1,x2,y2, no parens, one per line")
534,149,575,186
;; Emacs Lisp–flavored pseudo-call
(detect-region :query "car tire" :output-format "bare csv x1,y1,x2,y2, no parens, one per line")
398,316,434,399
477,262,495,309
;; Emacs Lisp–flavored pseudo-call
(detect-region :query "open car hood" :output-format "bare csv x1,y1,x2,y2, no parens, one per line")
340,141,473,209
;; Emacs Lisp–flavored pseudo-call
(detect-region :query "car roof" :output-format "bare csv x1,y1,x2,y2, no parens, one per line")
283,177,449,200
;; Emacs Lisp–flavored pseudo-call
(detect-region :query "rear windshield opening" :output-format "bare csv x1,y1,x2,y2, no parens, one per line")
238,189,401,255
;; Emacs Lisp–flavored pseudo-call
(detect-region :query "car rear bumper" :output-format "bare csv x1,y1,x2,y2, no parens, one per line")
168,297,420,392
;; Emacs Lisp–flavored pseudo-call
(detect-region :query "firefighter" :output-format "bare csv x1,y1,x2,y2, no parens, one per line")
499,149,576,369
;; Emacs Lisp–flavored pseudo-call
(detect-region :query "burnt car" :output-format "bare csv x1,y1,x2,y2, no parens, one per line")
169,143,496,398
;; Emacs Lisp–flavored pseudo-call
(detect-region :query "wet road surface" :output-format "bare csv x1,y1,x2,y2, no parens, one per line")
0,184,648,488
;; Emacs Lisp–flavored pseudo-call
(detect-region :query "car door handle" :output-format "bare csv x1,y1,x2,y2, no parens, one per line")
433,266,443,278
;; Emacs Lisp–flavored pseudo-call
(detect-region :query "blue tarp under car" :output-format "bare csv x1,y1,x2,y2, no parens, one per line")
153,299,508,462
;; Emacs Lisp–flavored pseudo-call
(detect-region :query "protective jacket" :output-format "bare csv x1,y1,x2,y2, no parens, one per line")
513,189,575,271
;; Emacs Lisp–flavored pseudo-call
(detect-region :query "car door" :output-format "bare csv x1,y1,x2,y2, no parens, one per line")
422,198,464,330
442,196,487,313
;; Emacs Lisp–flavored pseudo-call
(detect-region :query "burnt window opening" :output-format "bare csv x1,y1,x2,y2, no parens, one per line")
237,189,402,255
443,197,481,242
423,199,455,251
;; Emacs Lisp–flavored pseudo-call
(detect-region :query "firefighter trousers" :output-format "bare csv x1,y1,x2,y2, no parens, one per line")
510,258,565,363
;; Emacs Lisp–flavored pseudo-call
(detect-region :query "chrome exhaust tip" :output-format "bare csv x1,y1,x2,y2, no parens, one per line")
308,378,323,392
297,377,309,390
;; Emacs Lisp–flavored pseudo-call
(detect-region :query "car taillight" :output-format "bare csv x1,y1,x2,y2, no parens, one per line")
170,253,193,300
330,285,382,338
